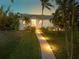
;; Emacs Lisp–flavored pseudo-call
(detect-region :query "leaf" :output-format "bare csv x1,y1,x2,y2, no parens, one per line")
5,5,11,14
68,0,74,3
40,0,49,3
11,0,14,3
47,3,54,8
0,5,3,11
45,5,51,10
44,0,49,2
55,0,62,5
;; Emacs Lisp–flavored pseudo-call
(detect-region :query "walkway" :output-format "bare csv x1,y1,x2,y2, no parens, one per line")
36,29,56,59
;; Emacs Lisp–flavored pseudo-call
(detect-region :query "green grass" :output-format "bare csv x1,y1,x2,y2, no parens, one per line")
41,28,79,59
0,30,41,59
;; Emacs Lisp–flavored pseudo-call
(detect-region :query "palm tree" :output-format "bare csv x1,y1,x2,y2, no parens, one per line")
51,0,78,59
5,0,14,14
40,0,53,27
0,5,4,15
53,1,70,58
23,16,31,30
24,16,30,26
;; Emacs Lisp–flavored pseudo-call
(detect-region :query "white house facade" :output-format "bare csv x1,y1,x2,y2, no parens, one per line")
19,14,53,30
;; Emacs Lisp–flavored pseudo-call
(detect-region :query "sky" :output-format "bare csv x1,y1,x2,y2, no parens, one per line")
0,0,57,15
0,0,79,15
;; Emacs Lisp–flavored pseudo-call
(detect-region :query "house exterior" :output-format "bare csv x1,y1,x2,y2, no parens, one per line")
19,14,53,30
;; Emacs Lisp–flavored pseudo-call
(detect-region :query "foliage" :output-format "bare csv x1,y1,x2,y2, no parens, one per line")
24,16,30,25
41,28,79,59
40,0,54,10
50,0,79,30
0,6,19,31
40,0,54,26
50,0,79,59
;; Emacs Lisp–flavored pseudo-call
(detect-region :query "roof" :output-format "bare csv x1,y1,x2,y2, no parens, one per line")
20,14,53,20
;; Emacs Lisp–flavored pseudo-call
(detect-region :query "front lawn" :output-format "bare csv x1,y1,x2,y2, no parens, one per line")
0,30,41,59
41,28,79,59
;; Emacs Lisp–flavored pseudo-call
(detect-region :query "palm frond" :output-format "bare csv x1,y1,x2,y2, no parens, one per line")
45,5,51,10
74,2,79,6
5,5,11,14
55,0,62,5
40,0,49,3
68,0,74,3
40,0,43,2
47,3,54,8
0,5,3,11
44,0,49,2
11,0,14,3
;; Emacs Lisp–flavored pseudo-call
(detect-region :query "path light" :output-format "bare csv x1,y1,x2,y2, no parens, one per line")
36,29,50,40
38,35,50,40
36,29,43,34
36,28,56,56
46,46,52,51
51,45,58,52
42,44,52,53
41,36,45,40
44,36,50,40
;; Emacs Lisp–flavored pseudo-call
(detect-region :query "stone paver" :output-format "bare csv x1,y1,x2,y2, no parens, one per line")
36,29,56,59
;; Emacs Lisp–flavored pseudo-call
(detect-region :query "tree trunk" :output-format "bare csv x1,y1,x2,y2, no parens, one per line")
64,23,70,59
63,7,70,59
70,0,75,59
76,26,79,43
41,6,44,27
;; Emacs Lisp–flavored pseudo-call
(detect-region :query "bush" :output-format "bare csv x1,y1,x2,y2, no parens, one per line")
0,12,19,31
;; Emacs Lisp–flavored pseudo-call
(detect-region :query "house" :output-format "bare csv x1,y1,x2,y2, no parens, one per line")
19,14,53,30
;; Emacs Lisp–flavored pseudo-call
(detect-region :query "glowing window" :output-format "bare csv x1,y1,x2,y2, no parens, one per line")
31,19,36,27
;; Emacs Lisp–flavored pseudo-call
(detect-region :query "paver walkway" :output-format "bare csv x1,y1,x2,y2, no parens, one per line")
36,29,56,59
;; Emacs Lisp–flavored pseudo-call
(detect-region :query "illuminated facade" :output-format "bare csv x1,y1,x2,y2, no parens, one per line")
19,14,53,30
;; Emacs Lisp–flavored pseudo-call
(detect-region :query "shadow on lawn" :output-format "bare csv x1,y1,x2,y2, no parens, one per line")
0,31,21,59
41,28,79,59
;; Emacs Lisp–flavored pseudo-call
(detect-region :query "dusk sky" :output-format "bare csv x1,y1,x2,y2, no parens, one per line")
0,0,57,15
0,0,79,15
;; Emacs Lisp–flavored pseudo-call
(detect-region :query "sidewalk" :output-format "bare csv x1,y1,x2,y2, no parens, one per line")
36,29,56,59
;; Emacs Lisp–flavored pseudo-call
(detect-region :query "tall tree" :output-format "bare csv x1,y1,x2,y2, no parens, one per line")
40,0,53,26
50,0,78,59
5,0,14,15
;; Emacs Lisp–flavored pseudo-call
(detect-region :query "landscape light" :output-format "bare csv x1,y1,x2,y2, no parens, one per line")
36,29,43,34
51,45,58,52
